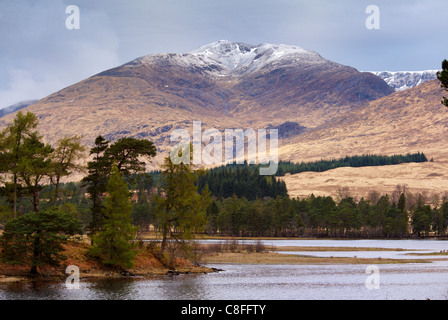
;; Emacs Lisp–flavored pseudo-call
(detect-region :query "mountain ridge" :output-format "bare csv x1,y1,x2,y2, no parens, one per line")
0,41,393,161
2,41,444,175
370,70,438,91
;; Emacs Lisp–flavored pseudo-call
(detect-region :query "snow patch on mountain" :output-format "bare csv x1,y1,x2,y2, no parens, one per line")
140,40,326,76
370,70,438,91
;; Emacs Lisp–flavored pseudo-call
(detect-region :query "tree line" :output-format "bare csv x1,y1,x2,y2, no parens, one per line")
275,153,428,176
202,191,448,238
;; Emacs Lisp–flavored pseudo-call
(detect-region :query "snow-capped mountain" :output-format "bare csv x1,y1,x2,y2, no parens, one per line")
370,70,438,91
185,40,325,75
1,40,393,152
136,40,327,77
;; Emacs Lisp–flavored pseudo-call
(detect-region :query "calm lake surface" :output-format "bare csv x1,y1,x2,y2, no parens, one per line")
1,239,448,300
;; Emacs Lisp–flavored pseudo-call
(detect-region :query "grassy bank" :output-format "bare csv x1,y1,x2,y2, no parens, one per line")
203,251,432,265
264,246,409,252
199,242,436,265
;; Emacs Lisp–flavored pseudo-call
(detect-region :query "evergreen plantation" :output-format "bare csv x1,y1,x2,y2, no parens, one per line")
274,153,429,176
194,153,428,200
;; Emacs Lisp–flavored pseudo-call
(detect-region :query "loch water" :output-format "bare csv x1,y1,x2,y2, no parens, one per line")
1,239,448,300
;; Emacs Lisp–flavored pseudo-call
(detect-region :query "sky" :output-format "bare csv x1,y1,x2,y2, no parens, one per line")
0,0,447,109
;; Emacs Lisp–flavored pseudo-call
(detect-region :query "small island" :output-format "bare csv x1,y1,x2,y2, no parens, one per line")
0,239,215,284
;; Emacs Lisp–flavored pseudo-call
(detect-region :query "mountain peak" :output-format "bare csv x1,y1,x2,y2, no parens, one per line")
1,39,397,165
190,40,256,55
184,40,324,75
370,70,439,91
189,40,312,56
136,40,325,76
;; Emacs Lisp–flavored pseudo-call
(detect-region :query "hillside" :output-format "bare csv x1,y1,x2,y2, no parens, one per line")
282,161,448,200
0,41,393,168
279,79,448,199
278,79,448,162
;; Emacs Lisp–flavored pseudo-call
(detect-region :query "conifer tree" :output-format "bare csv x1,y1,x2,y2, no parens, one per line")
82,136,110,241
49,136,86,205
1,111,39,217
82,136,156,242
0,208,82,274
437,59,448,107
155,146,211,256
89,165,137,270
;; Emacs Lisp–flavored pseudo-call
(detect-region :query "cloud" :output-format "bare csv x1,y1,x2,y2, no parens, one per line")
0,0,120,109
0,69,59,107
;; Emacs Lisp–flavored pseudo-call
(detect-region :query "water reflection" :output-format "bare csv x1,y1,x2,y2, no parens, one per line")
157,274,210,300
85,278,141,300
276,250,440,260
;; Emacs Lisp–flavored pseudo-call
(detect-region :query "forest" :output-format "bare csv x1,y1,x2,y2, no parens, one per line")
12,179,445,239
3,178,447,239
204,190,448,238
274,153,428,176
0,113,443,241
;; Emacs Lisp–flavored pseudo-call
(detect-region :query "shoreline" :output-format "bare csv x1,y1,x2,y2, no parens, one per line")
0,266,216,284
0,241,216,284
202,251,437,265
2,240,447,284
264,245,410,252
142,232,448,241
199,242,448,265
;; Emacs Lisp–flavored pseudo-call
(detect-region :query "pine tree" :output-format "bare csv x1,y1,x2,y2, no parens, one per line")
106,137,156,175
0,208,82,274
82,136,156,242
411,195,432,237
155,146,211,256
1,111,39,217
89,165,137,270
437,59,448,107
82,135,110,241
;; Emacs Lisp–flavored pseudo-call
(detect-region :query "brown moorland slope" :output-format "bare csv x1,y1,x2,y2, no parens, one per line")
280,80,448,199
